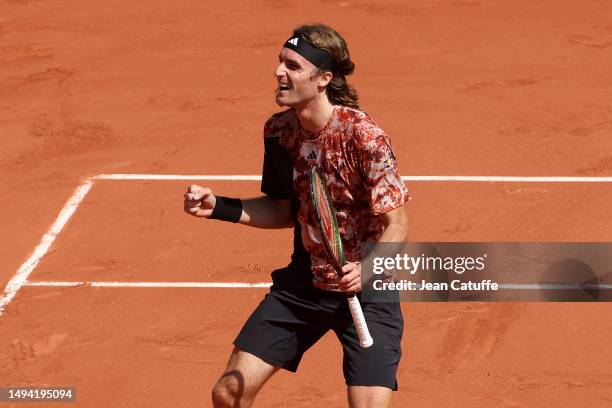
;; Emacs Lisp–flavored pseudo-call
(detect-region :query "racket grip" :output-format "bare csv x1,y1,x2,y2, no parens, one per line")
346,295,374,348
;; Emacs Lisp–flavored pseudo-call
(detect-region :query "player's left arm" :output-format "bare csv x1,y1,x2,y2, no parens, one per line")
377,203,409,243
338,204,408,292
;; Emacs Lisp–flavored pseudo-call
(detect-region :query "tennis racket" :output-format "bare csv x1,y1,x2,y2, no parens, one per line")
309,167,373,348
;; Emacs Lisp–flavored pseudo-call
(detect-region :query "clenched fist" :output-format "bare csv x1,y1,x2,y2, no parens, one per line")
183,184,216,218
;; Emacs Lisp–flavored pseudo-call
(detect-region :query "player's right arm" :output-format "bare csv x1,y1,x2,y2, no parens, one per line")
183,184,293,229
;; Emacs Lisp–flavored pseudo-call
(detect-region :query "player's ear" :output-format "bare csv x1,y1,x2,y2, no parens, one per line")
317,70,333,87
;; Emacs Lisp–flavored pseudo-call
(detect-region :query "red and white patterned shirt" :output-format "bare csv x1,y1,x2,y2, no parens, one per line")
261,105,410,290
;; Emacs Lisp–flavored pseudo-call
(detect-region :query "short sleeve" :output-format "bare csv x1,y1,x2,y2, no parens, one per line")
260,115,294,199
358,132,411,215
261,137,292,199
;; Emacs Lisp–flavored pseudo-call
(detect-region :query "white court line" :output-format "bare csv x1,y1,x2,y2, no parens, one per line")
0,179,94,317
403,176,612,183
95,174,263,181
94,174,612,182
24,281,272,288
22,281,612,290
3,173,611,319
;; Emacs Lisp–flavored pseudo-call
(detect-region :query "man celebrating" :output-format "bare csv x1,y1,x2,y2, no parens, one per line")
184,24,410,408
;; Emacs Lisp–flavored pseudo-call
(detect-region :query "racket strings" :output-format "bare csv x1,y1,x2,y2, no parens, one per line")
311,171,343,264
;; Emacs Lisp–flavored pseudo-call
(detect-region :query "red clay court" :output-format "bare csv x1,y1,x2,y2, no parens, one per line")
1,1,612,407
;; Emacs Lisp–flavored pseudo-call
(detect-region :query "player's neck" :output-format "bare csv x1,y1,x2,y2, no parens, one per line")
294,96,334,134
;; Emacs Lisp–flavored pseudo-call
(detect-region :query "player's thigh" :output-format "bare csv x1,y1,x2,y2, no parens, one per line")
347,386,393,408
234,288,330,372
335,300,403,390
215,347,280,399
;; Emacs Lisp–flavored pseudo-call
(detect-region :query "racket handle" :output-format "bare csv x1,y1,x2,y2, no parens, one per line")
346,295,374,348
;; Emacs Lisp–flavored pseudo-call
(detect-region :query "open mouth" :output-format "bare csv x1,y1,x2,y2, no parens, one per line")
278,84,291,91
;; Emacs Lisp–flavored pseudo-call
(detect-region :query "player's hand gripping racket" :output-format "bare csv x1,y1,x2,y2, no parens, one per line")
309,167,374,348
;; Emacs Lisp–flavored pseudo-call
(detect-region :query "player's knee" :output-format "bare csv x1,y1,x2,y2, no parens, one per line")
211,374,246,408
211,382,234,408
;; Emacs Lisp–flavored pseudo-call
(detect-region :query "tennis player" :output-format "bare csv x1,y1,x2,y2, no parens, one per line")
184,24,410,408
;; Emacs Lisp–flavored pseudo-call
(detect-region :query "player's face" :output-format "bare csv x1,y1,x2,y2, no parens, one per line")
274,48,322,108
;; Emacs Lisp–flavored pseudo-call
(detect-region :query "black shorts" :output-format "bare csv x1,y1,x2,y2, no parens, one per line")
233,285,403,390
